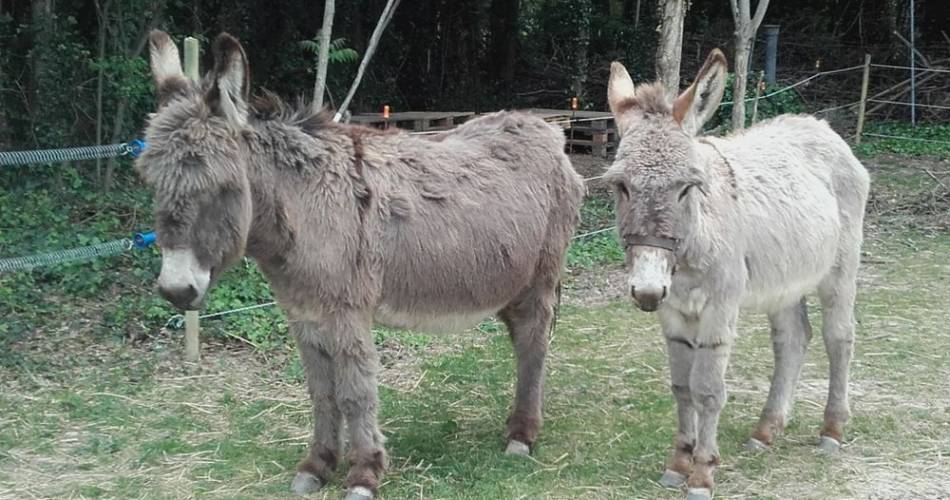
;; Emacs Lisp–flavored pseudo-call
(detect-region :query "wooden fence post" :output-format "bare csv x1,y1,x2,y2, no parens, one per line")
855,54,871,145
183,35,201,363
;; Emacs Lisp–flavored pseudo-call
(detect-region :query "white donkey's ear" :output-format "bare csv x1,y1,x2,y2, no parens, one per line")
148,30,188,106
673,49,728,136
208,32,250,126
608,61,638,135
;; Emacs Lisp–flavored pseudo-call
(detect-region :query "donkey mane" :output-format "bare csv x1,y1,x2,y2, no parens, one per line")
249,91,401,139
250,91,332,134
613,82,672,118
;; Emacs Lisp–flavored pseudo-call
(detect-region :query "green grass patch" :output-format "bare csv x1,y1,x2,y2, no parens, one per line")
855,122,950,158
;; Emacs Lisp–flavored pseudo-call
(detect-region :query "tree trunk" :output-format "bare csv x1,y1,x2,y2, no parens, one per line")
313,0,335,108
655,0,687,90
488,0,519,86
730,0,769,130
731,37,750,129
103,2,165,191
29,0,52,145
94,0,112,185
572,0,592,103
103,95,127,191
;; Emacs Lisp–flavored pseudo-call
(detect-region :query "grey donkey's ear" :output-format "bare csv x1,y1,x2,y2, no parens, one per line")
673,49,727,136
148,30,188,106
607,61,637,135
207,32,250,126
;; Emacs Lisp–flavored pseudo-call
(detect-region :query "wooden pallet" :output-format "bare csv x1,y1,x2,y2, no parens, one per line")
522,108,617,158
350,111,475,132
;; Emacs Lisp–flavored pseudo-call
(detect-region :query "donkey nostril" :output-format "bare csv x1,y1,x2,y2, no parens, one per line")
661,286,668,300
630,285,637,298
159,284,199,310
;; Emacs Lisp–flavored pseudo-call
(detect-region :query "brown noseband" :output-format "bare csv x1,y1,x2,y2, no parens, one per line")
624,234,678,252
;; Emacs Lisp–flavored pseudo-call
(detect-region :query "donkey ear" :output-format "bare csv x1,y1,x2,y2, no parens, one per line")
148,30,188,106
207,33,250,125
608,62,638,135
672,49,728,136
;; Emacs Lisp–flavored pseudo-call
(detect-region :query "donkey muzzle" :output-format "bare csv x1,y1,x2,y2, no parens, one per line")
628,245,674,312
159,284,200,311
157,248,210,310
631,285,668,312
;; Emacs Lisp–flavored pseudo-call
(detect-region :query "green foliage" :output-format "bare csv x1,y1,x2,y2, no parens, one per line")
708,73,807,133
300,36,360,65
854,122,950,158
567,232,624,268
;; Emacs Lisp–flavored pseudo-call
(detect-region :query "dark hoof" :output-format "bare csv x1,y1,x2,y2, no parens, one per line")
659,469,687,488
744,437,768,452
505,440,531,456
343,486,374,500
290,471,322,496
818,435,841,454
686,487,713,500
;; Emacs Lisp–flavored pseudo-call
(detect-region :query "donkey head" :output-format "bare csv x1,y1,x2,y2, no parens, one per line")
604,49,727,312
136,31,253,310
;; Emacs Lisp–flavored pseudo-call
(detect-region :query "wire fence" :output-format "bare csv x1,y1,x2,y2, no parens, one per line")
1,139,153,273
0,232,156,274
0,140,146,167
870,63,950,74
719,64,865,106
5,60,947,324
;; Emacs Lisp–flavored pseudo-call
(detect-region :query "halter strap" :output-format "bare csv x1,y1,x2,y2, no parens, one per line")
624,234,678,252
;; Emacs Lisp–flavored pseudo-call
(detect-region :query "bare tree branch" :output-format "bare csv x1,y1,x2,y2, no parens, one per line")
313,0,335,108
750,0,769,32
335,0,401,121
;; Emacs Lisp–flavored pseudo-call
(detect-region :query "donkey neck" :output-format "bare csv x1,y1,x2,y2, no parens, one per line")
677,137,744,268
241,121,366,273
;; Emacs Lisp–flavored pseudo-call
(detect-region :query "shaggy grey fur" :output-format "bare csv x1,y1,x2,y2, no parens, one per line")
606,49,869,498
138,31,584,498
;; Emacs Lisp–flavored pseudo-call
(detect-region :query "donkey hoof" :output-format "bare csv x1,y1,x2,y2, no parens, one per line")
659,469,687,488
744,437,768,452
685,487,713,500
818,436,841,454
290,472,323,496
505,440,531,456
343,486,374,500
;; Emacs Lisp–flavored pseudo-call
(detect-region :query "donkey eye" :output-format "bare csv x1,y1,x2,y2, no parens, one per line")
678,183,695,201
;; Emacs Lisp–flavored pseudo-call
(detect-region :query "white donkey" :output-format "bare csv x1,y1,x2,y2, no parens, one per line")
605,49,869,499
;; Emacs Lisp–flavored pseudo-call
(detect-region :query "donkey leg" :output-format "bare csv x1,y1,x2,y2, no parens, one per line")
748,298,813,450
817,261,859,453
499,286,555,455
334,318,388,500
687,318,735,500
661,337,697,489
292,322,343,495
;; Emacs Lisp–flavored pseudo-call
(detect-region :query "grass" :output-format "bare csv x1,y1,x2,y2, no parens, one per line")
2,228,948,499
2,149,949,499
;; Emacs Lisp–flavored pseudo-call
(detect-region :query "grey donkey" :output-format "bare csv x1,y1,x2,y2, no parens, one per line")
137,31,584,500
605,49,869,500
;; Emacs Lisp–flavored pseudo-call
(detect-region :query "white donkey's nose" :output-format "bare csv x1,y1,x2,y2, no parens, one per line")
629,246,674,312
631,284,668,311
157,248,210,310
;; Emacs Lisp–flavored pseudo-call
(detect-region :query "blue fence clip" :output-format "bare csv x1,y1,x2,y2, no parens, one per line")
126,139,147,158
133,231,156,249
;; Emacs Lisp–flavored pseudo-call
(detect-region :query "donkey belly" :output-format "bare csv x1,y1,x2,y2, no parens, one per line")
375,216,549,333
373,303,503,333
